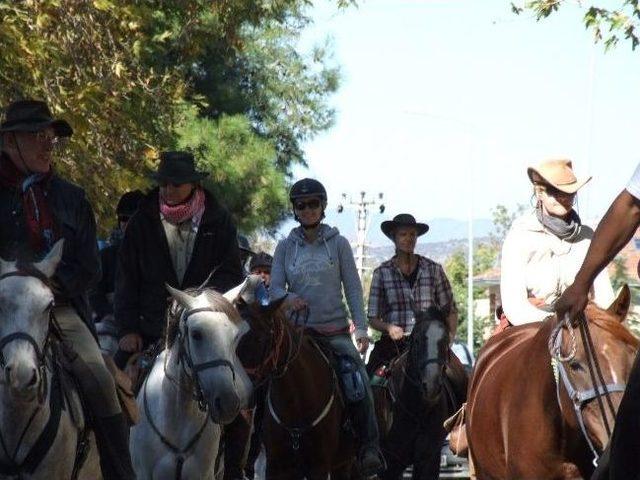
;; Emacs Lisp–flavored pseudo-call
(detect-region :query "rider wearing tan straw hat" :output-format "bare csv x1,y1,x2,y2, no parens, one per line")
527,158,592,194
498,158,614,328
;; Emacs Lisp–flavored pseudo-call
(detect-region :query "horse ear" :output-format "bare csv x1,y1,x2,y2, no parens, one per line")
223,279,247,304
166,284,197,310
607,284,631,322
33,240,65,278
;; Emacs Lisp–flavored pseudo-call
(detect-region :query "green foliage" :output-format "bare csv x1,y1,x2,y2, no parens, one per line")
174,107,288,233
611,255,632,292
489,203,526,247
0,0,342,234
444,243,498,353
514,0,640,50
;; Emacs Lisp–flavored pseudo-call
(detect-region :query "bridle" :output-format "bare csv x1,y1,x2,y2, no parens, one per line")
549,314,625,466
174,306,238,411
142,301,241,480
0,270,52,400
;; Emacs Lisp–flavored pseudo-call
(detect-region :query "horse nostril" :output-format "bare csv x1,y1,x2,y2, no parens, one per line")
214,396,222,412
27,369,38,388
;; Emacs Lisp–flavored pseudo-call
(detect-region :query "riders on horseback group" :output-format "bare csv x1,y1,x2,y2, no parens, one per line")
3,97,640,479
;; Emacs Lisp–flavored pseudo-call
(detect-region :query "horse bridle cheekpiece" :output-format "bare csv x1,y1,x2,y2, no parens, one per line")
177,306,237,412
0,270,51,391
549,314,625,466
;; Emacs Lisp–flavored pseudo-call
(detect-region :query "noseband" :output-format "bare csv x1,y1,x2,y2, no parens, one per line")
0,271,52,386
549,315,625,466
176,306,237,412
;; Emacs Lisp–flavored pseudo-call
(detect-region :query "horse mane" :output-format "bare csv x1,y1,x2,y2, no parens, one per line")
165,287,242,349
586,304,639,349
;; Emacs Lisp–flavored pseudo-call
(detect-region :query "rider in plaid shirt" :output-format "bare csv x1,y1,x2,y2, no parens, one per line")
367,214,457,375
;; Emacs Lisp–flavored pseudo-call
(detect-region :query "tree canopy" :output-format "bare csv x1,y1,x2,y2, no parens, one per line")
513,0,640,50
0,0,341,234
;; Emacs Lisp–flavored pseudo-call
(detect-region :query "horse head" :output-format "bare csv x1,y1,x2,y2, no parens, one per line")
406,306,449,404
166,284,253,424
553,285,638,453
224,275,288,379
0,240,63,401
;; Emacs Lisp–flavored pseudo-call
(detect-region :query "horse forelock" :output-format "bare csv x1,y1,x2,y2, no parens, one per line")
585,304,639,349
165,287,243,349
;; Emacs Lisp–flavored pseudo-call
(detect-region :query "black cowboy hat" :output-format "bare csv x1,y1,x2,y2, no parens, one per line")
0,100,73,137
381,213,429,241
149,151,209,184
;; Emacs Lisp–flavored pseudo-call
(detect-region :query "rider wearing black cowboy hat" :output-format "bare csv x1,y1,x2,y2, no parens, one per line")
0,99,135,479
114,151,244,359
367,213,458,375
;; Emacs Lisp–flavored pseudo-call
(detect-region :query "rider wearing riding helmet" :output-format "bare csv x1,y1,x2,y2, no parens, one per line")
270,178,384,476
499,158,615,330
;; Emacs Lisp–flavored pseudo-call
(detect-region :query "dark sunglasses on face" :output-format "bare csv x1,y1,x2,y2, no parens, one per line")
294,199,322,211
544,185,575,198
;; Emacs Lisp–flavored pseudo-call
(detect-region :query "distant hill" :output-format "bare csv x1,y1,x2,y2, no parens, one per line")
277,212,494,247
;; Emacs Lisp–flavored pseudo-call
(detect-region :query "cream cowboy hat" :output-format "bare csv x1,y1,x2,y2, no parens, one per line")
527,158,591,194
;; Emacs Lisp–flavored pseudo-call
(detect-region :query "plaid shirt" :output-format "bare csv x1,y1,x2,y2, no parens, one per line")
367,255,456,333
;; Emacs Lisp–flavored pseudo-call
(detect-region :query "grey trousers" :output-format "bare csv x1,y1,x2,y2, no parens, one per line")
55,306,121,416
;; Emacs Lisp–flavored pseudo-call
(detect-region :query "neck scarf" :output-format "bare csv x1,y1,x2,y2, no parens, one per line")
536,203,582,241
0,152,57,253
159,187,205,226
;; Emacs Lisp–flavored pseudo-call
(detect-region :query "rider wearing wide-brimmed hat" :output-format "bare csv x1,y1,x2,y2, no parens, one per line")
114,151,244,357
367,213,458,374
499,158,614,329
0,99,135,479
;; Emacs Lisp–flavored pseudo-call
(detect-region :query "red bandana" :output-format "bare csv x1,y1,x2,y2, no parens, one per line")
159,187,205,226
0,153,57,254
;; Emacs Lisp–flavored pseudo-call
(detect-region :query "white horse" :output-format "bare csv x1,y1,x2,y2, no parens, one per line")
0,241,101,479
130,284,253,480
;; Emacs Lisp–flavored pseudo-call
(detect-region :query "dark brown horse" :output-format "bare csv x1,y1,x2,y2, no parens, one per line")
467,286,639,480
372,307,468,480
230,279,356,480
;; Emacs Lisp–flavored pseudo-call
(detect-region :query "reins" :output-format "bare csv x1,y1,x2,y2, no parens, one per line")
549,313,624,466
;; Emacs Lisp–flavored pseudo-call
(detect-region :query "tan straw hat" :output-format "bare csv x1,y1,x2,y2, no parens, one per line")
527,158,591,194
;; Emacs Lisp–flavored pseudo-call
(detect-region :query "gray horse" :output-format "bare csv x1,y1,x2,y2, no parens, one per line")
0,240,101,479
130,284,253,479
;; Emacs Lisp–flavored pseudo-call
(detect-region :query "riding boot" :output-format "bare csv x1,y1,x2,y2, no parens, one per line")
92,413,136,480
350,398,385,477
223,409,253,480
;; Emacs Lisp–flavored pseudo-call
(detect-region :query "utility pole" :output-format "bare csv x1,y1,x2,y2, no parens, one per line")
338,191,385,280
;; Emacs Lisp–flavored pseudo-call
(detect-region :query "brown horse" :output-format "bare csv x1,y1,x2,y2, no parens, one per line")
467,285,639,480
230,279,356,480
372,307,468,480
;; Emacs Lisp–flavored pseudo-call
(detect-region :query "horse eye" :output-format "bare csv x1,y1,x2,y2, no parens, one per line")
569,362,583,371
191,330,203,342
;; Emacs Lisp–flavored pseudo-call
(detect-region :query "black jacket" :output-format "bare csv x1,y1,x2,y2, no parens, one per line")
0,162,100,325
114,188,244,339
90,239,120,321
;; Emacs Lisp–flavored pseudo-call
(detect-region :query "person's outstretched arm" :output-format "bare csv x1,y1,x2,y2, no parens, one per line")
556,190,640,320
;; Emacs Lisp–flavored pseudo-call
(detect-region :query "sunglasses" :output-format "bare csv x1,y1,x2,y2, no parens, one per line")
294,199,322,211
543,185,575,198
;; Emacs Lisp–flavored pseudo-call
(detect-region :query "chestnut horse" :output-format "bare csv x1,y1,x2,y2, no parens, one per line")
227,277,356,480
372,307,468,480
467,286,639,480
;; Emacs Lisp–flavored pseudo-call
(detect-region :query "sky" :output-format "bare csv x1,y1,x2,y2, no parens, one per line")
287,0,640,242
